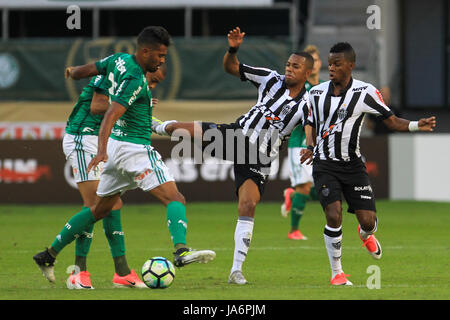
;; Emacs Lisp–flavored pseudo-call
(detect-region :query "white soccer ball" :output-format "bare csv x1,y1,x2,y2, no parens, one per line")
141,257,175,289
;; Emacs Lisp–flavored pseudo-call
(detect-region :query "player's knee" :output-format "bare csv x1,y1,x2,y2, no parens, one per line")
356,211,377,231
91,205,109,220
168,192,185,205
238,199,258,216
176,193,186,205
112,197,123,211
325,203,342,227
296,184,311,195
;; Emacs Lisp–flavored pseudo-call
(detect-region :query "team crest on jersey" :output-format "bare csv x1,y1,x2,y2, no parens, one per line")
280,105,293,117
337,108,347,120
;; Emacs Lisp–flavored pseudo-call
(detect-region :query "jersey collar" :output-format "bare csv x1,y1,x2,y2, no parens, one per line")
282,80,307,102
327,77,353,97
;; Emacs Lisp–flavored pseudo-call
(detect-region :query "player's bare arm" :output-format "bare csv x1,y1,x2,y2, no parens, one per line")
300,124,315,165
223,27,245,77
65,63,99,80
90,92,110,115
383,115,436,132
87,101,126,173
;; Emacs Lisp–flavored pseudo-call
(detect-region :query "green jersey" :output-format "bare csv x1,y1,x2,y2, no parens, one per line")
95,53,152,145
288,79,324,148
65,75,109,136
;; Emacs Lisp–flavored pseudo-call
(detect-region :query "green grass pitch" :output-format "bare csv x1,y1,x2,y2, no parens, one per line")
0,200,449,300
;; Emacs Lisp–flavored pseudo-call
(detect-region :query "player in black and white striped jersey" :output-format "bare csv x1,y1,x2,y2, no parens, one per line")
222,27,313,285
301,42,436,286
234,63,310,151
308,78,393,162
152,27,314,285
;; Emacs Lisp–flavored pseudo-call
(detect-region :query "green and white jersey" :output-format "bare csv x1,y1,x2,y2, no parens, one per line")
65,75,109,136
95,53,152,145
288,79,324,149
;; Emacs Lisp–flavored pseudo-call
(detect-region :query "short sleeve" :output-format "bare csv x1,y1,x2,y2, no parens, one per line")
362,85,393,119
239,63,274,85
90,75,109,96
110,77,143,108
94,54,116,75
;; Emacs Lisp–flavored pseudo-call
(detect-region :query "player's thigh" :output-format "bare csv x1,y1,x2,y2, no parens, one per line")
237,179,261,217
133,146,178,198
96,140,135,198
312,169,343,211
63,134,103,184
111,197,123,211
234,164,268,199
77,180,100,207
295,182,313,195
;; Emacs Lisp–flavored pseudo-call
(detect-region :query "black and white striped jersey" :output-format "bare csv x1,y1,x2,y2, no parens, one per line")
235,63,310,156
308,78,393,162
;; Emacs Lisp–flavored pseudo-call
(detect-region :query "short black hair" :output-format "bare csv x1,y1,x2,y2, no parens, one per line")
292,51,314,70
329,42,356,63
137,26,171,49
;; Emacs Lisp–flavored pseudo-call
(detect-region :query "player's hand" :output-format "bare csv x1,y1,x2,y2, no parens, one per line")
300,148,313,165
87,152,108,174
418,116,436,132
152,98,159,105
65,66,74,79
227,27,245,48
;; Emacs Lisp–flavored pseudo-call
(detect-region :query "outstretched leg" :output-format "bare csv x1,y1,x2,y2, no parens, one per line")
229,179,260,285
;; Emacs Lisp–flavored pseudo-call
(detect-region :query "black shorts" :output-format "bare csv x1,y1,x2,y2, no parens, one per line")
233,163,269,197
312,158,376,213
201,122,270,196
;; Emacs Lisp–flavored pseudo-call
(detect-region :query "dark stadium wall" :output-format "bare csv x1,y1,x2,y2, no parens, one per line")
0,137,389,204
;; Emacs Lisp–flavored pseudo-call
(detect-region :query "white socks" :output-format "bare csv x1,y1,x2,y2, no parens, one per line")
323,225,343,279
231,216,254,273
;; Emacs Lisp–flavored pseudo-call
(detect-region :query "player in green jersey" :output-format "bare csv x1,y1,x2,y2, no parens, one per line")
63,74,134,288
33,27,215,285
61,68,166,289
281,45,324,240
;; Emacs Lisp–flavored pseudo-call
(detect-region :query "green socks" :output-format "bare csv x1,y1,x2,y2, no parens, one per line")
51,207,97,255
103,209,130,276
103,209,125,258
51,207,131,276
290,192,309,230
74,207,94,271
166,201,188,248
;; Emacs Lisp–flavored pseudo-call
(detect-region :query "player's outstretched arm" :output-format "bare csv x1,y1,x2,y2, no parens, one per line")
223,27,245,77
87,101,126,173
383,115,436,132
65,63,99,80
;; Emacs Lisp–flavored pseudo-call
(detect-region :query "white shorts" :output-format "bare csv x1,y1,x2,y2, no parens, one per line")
288,147,313,187
62,133,103,183
96,139,174,197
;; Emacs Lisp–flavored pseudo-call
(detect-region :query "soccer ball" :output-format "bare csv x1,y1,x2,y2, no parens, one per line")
141,257,175,289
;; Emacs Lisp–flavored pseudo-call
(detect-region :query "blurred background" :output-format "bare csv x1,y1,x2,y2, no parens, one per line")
0,0,449,204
